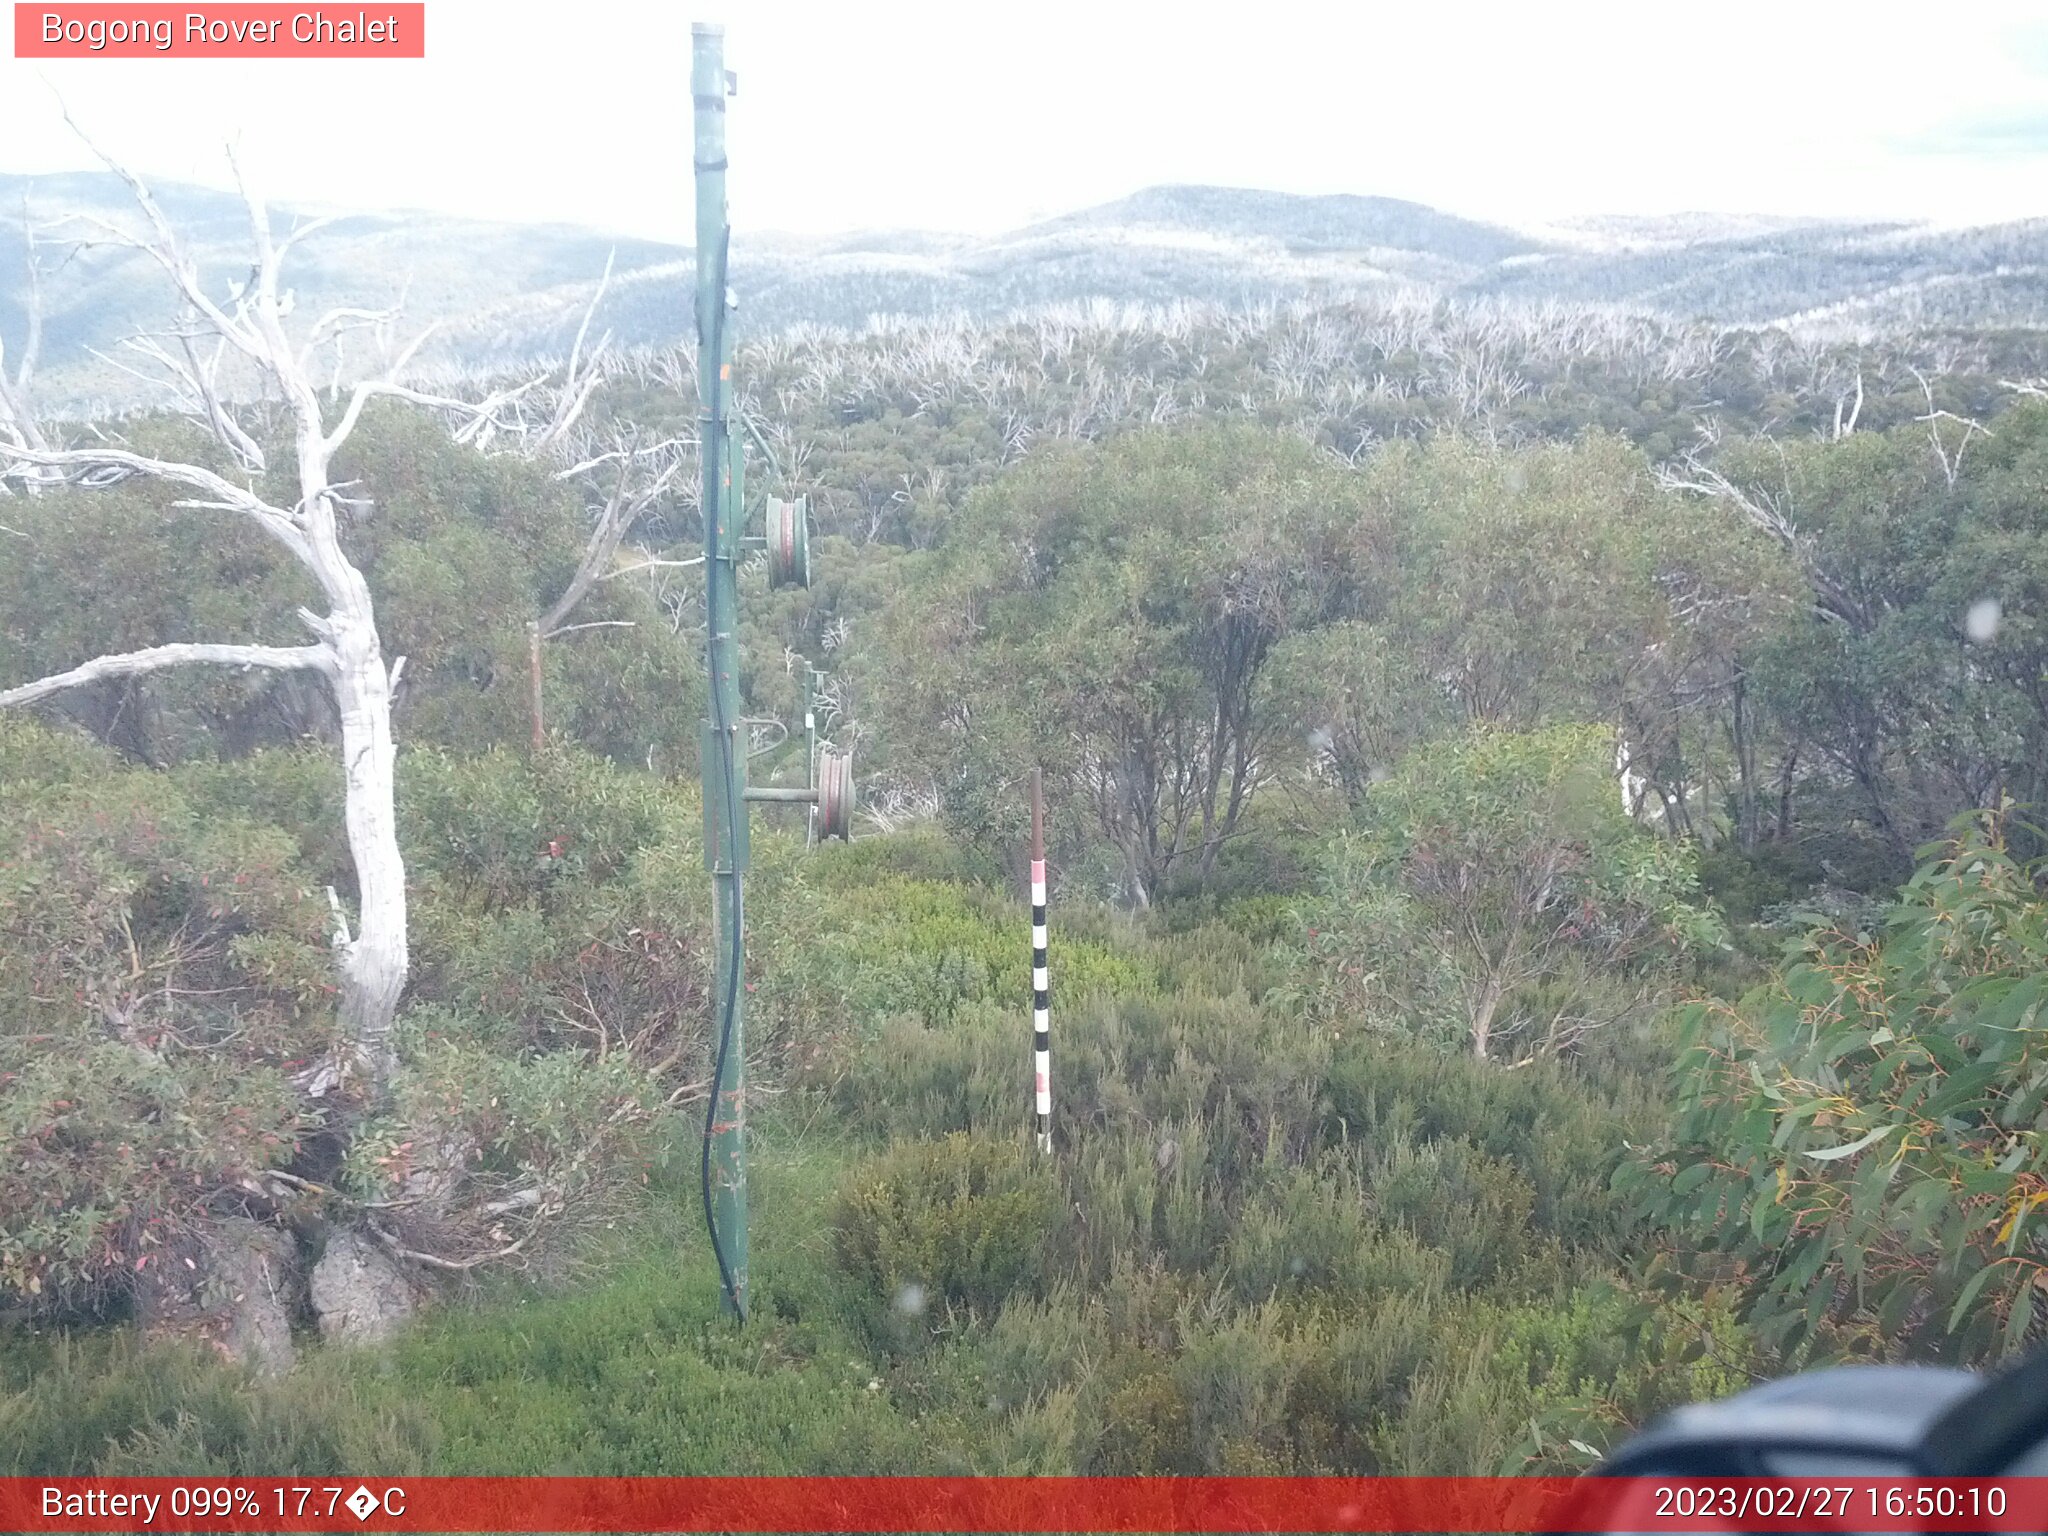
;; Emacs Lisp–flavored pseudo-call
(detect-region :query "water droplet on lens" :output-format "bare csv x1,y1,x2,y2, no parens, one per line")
1966,597,2002,643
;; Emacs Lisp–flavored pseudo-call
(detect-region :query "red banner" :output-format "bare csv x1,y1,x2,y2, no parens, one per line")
4,1476,2047,1532
13,4,425,58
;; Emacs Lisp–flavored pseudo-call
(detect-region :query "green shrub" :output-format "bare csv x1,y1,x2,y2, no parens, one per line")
1289,723,1721,1062
1626,812,2048,1365
399,744,679,911
832,1135,1060,1320
1321,1040,1643,1253
0,735,329,1311
786,873,1154,1033
807,829,1001,890
1370,1136,1546,1293
1087,1355,1195,1472
1480,1283,1759,1471
174,749,350,891
1220,1158,1450,1305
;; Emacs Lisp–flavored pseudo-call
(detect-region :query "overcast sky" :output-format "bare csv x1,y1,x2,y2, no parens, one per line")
3,0,2046,240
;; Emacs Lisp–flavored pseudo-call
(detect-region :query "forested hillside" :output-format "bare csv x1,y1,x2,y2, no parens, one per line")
7,171,2048,411
4,173,2048,1475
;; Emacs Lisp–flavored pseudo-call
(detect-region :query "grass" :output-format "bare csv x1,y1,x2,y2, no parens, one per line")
1,1125,979,1476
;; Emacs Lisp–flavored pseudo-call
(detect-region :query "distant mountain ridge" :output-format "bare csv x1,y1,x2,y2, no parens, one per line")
2,175,2043,410
1018,186,1546,265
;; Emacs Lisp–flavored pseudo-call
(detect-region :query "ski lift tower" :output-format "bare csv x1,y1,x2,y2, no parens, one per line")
692,22,854,1322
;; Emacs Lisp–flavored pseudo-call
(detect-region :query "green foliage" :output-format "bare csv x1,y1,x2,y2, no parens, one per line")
832,1135,1061,1323
1731,402,2048,862
872,422,1387,902
400,743,678,911
0,788,1711,1475
1626,811,2048,1365
172,749,351,891
23,346,2043,1479
0,406,701,770
1217,1156,1448,1304
1291,723,1721,1061
1422,1282,1760,1474
0,727,734,1316
1322,1040,1648,1252
765,866,1156,1057
0,419,317,766
0,720,327,1308
1366,436,1679,727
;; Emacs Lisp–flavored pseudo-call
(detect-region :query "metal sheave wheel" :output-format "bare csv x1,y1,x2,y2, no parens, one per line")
766,495,811,589
816,747,854,841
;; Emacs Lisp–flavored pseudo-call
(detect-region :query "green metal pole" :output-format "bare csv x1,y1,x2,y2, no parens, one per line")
805,669,819,849
693,20,748,1321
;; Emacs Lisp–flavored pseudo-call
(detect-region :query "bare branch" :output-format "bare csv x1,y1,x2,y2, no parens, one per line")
58,107,266,365
0,203,54,476
85,328,275,474
598,554,704,579
325,885,354,949
1907,364,1988,488
1657,445,1866,630
0,442,312,560
1,641,333,709
544,619,638,639
1831,369,1863,441
537,436,686,637
14,209,43,391
325,374,537,457
567,250,613,386
368,1215,533,1272
554,435,690,480
298,305,395,377
531,249,617,450
275,213,339,265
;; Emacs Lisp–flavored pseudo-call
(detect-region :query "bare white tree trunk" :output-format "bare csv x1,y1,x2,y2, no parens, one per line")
330,605,407,1085
0,206,54,499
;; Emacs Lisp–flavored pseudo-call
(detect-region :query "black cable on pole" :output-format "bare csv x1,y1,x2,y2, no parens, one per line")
700,225,746,1322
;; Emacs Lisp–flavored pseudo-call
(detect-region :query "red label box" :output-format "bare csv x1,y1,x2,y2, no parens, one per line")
14,4,425,57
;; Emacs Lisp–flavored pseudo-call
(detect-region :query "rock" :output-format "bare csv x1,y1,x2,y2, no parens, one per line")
132,1215,299,1377
215,1219,298,1376
309,1228,415,1345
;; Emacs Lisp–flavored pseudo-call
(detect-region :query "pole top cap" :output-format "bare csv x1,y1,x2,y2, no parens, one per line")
692,21,725,36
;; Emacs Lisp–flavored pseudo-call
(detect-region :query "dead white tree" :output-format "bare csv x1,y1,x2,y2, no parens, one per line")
1907,364,1989,489
0,143,541,1100
0,203,55,505
1830,369,1864,441
1657,436,1869,633
525,431,692,751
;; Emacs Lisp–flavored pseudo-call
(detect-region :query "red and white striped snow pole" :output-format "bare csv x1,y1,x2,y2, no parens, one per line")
1030,767,1051,1153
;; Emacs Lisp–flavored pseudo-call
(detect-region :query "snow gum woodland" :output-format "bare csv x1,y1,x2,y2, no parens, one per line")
3,165,2048,1476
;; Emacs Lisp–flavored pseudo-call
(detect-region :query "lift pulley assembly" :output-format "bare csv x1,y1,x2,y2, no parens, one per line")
816,745,855,841
739,660,853,842
765,495,811,590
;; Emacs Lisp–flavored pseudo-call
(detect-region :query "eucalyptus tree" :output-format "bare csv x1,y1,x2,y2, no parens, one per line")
878,423,1386,904
1662,401,2048,861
